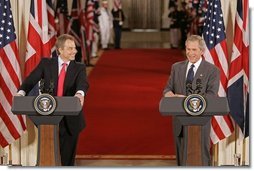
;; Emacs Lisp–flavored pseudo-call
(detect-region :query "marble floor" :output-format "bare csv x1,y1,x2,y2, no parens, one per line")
75,159,176,167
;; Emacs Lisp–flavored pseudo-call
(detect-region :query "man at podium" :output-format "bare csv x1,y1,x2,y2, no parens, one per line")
17,34,89,166
163,35,220,166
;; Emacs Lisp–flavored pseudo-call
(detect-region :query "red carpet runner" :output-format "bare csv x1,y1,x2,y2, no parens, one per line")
77,49,185,159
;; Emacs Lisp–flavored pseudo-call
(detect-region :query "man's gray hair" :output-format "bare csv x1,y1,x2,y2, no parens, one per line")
185,35,206,51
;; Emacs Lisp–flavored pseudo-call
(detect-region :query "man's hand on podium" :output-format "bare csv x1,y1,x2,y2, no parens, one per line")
164,91,186,97
75,93,84,106
16,90,25,96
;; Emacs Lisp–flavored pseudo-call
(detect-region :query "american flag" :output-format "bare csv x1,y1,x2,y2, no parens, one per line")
85,0,95,50
56,0,69,36
25,0,56,77
0,0,26,147
66,0,92,63
227,0,249,138
202,0,234,144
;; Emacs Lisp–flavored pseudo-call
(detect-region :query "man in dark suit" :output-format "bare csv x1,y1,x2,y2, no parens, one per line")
17,34,89,166
163,35,220,166
111,0,125,49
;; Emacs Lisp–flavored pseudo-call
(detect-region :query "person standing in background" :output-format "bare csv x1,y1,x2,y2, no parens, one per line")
91,0,101,58
111,0,125,49
98,0,112,50
178,2,191,49
168,5,181,49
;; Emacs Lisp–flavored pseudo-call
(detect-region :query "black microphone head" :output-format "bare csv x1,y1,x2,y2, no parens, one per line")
195,78,202,94
186,81,193,95
186,81,192,87
39,79,45,93
196,78,202,88
196,78,201,84
48,80,54,95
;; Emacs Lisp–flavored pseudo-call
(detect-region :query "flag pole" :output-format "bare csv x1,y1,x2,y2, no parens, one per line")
242,138,246,165
234,123,237,154
213,143,218,166
234,122,238,166
8,145,12,165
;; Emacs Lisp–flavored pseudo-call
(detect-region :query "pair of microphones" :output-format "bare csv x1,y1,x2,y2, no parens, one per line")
186,78,203,95
39,79,54,95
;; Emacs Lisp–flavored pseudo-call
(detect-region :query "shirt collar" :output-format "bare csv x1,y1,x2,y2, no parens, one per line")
188,57,202,69
58,56,70,67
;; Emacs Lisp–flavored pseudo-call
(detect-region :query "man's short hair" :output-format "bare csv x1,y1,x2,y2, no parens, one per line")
55,34,75,50
185,35,206,51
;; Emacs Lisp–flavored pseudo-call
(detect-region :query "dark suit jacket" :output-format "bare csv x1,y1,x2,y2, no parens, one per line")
19,57,89,134
163,59,220,136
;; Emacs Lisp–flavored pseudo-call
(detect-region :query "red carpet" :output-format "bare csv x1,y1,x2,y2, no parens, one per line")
77,49,185,159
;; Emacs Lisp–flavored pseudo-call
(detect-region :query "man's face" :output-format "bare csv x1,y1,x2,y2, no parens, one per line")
185,41,203,63
59,39,77,61
102,2,108,8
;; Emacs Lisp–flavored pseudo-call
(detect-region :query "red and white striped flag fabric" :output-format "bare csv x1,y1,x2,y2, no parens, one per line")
85,0,95,49
113,0,122,11
25,0,56,77
227,0,249,137
56,0,69,36
46,0,57,54
202,0,234,144
0,0,26,147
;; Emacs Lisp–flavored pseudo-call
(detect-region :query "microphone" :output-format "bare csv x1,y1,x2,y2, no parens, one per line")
48,80,54,95
194,78,202,95
39,79,45,94
186,81,193,95
39,79,54,95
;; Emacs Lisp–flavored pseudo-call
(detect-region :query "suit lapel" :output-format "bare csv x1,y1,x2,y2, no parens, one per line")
51,58,58,96
179,60,188,94
194,60,205,82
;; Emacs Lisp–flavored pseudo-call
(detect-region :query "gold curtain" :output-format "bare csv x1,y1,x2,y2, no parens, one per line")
130,0,161,29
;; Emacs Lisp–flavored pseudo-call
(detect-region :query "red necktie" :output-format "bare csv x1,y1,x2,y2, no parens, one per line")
57,63,67,96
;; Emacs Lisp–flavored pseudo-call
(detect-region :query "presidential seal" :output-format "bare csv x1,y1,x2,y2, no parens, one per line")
34,94,57,115
183,94,207,116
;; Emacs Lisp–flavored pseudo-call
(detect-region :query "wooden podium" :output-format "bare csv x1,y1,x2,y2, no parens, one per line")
159,96,229,166
12,95,82,166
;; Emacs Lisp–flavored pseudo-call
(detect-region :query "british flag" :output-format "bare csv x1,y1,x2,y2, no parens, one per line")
25,0,56,77
202,0,234,144
227,0,249,138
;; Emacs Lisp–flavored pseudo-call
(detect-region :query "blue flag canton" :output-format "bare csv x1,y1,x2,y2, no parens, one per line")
203,0,226,50
57,0,69,14
0,0,16,48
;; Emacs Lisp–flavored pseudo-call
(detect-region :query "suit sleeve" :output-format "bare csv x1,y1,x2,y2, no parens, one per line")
75,64,89,94
206,66,220,96
163,64,175,95
18,59,45,94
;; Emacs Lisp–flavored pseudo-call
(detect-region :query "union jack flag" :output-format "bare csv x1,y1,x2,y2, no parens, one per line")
227,0,249,138
202,0,234,144
25,0,56,77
